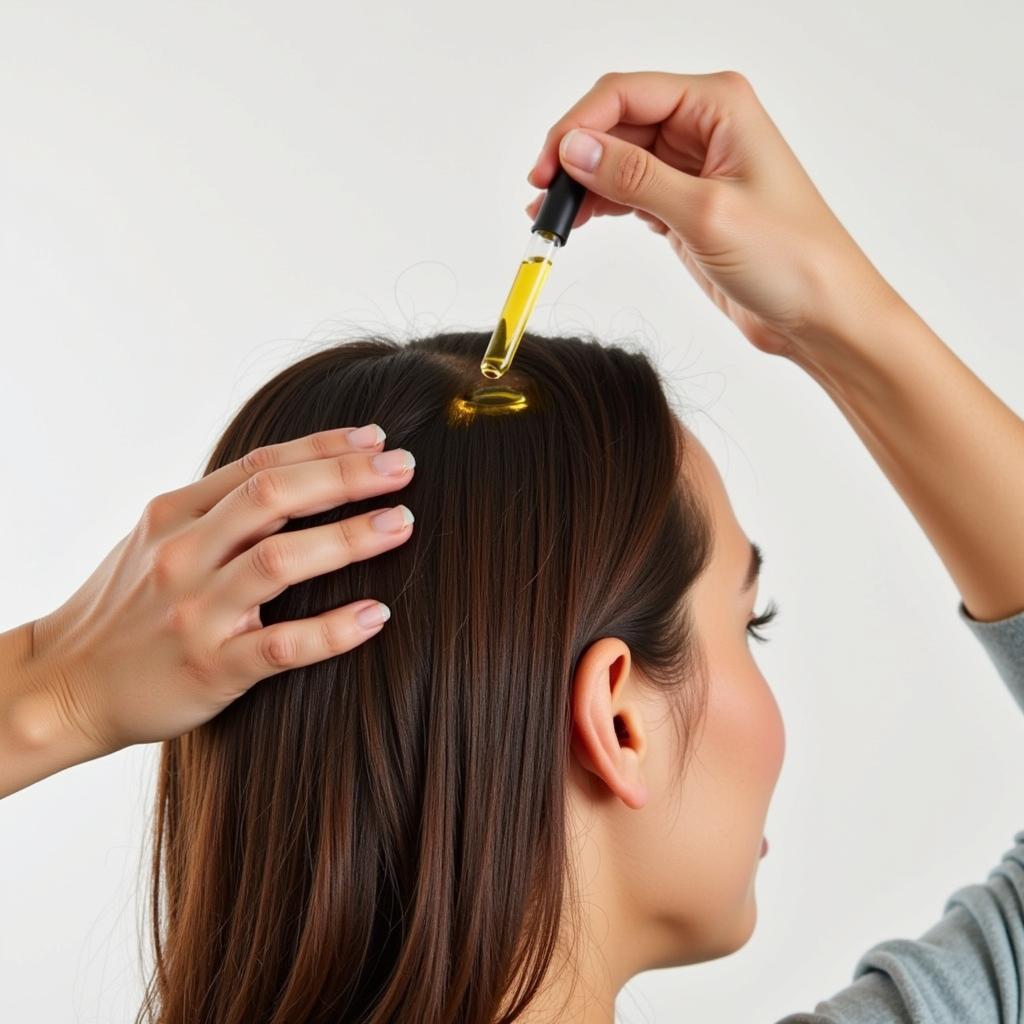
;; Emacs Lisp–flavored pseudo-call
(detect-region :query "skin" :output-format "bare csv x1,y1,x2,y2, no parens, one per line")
514,426,785,1022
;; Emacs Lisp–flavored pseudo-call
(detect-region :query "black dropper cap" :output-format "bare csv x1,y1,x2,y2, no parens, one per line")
530,167,587,246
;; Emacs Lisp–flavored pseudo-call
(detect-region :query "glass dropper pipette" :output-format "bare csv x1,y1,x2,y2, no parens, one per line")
479,168,587,381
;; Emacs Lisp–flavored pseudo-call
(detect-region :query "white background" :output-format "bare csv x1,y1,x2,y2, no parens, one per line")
2,1,1022,1021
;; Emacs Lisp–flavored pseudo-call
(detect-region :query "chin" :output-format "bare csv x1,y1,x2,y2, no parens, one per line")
740,889,759,942
717,890,760,960
719,897,759,960
676,899,760,967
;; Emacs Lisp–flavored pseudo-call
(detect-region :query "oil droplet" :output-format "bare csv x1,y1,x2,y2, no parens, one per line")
446,385,530,427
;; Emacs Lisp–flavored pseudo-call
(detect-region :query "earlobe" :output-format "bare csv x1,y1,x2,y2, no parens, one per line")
570,637,649,810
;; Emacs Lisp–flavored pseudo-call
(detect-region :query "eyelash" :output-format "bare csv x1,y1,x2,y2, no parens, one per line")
746,598,780,644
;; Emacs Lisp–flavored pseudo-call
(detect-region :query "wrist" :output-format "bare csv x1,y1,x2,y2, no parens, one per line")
1,620,109,798
784,253,922,394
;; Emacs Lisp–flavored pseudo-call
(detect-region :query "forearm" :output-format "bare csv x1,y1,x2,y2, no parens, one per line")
0,620,102,798
786,274,1024,623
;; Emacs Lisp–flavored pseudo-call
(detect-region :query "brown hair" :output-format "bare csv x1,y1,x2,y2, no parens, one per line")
137,330,714,1024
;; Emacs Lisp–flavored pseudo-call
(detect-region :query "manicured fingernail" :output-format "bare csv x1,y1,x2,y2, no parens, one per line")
371,448,416,475
561,129,602,172
371,505,415,532
356,601,391,629
348,423,386,447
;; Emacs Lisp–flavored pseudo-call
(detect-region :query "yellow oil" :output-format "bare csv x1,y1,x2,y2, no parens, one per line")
479,255,552,380
446,385,531,427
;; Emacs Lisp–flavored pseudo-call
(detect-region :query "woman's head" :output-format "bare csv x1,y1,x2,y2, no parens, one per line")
140,330,784,1024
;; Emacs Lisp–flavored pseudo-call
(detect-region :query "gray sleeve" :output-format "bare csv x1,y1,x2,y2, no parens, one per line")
775,599,1024,1024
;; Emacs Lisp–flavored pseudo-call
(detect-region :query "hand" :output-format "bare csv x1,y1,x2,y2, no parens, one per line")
17,424,415,762
525,70,904,357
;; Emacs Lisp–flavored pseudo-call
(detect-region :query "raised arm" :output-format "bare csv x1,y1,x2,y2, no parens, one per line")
525,69,1023,621
783,285,1024,624
524,67,1023,1023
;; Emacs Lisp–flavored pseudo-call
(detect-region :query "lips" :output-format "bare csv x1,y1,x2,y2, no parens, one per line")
760,836,769,858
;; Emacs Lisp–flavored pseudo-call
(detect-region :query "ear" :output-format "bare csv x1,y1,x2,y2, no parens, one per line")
569,637,649,810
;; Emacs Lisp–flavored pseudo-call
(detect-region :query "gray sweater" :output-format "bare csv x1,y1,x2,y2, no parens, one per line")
778,599,1024,1023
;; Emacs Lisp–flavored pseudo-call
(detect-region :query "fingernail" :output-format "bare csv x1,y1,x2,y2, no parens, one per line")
356,601,391,629
348,423,386,447
371,448,416,475
561,129,602,172
371,505,415,531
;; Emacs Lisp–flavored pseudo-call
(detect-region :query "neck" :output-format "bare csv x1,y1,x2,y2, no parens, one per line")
509,941,619,1023
506,785,640,1023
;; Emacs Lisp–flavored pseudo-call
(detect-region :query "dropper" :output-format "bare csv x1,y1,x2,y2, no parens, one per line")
478,168,586,381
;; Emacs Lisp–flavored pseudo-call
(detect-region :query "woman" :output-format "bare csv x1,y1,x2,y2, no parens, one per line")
1,71,1021,1023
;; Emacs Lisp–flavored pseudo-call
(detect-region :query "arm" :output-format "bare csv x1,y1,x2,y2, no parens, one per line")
783,269,1024,623
527,68,1024,621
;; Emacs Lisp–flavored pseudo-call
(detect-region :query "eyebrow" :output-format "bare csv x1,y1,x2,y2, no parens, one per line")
741,540,763,594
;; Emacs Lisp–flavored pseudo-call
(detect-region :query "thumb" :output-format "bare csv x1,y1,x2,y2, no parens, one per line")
558,127,711,236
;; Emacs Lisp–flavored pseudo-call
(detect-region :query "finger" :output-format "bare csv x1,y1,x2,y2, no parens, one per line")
191,448,417,569
526,70,738,189
525,189,632,228
524,111,720,227
219,598,393,686
552,125,722,238
207,504,415,618
524,122,653,226
633,209,671,235
159,425,389,520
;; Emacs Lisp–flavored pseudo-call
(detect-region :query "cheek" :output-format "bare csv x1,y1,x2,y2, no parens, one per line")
723,669,786,823
751,671,786,791
632,668,784,941
702,663,784,818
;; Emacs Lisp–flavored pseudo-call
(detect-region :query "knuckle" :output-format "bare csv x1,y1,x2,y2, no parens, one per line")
309,430,336,461
238,445,278,477
149,538,188,587
718,69,753,94
333,454,355,491
164,594,203,636
595,70,621,87
140,493,174,537
334,517,357,560
320,616,348,653
251,537,290,583
615,146,656,198
260,629,298,670
243,468,287,510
